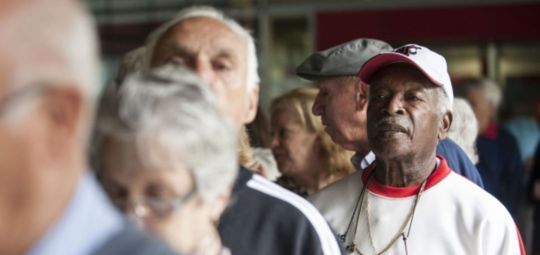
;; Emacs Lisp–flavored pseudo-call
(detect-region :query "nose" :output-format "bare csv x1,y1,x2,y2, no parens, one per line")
312,94,323,116
383,95,405,115
270,131,279,149
193,56,217,89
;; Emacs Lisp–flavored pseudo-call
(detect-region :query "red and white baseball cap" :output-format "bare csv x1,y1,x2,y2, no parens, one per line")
358,44,453,104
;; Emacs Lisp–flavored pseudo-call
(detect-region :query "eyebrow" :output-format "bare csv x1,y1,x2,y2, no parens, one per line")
170,44,238,61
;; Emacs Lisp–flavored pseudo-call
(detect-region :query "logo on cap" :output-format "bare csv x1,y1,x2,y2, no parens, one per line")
395,45,422,56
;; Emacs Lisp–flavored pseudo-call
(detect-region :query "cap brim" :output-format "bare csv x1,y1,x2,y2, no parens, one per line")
358,53,443,87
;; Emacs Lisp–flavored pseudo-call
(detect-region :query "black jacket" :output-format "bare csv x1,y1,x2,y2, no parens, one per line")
219,167,344,255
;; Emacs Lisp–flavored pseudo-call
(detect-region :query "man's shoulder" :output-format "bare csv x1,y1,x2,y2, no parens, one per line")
93,222,177,255
445,172,511,215
309,170,363,208
219,171,343,255
232,167,331,221
308,171,363,234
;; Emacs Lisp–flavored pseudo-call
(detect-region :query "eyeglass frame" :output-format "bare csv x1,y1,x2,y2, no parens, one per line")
111,186,197,219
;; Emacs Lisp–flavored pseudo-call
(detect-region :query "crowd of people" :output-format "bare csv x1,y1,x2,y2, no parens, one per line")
0,0,537,255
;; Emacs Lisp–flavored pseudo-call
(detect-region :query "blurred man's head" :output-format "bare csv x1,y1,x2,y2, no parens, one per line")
359,44,453,162
0,0,98,253
297,38,392,154
461,78,502,134
145,6,259,126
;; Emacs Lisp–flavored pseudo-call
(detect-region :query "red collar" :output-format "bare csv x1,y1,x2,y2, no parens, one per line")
481,122,498,139
361,156,451,198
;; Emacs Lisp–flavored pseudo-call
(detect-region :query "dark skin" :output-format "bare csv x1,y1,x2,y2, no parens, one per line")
367,63,452,187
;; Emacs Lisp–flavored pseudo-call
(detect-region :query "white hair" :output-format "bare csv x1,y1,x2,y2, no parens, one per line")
436,87,453,116
93,64,238,202
144,6,259,91
462,78,503,110
3,0,99,100
448,98,479,163
482,79,503,110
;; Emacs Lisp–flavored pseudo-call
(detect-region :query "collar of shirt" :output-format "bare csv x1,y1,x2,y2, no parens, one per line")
351,151,376,171
481,121,499,139
27,172,124,255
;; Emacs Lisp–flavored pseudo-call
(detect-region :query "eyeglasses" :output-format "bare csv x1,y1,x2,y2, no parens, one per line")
111,188,196,219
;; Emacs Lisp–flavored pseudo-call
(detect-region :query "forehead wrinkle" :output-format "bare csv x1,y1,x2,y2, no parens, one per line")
161,27,242,66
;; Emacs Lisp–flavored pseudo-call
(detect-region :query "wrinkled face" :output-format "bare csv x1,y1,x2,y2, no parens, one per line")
100,138,208,254
465,87,492,134
0,57,40,218
367,64,444,161
312,77,368,152
270,108,320,183
151,17,253,125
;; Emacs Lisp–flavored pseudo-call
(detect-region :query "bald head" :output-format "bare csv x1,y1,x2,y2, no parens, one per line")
144,6,260,125
0,0,99,99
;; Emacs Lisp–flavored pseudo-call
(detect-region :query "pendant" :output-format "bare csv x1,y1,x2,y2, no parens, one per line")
345,243,356,253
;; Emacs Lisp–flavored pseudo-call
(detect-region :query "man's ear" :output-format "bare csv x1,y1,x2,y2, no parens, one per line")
243,84,259,124
355,80,369,111
42,86,84,156
438,111,453,140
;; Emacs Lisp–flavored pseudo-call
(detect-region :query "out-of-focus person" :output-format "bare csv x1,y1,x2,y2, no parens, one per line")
93,65,237,255
311,44,525,254
142,6,343,255
531,139,540,254
0,0,175,254
462,78,524,215
297,38,484,187
447,97,479,164
270,87,354,196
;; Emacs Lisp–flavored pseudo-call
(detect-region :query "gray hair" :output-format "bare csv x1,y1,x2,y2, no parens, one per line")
144,6,259,91
436,87,453,116
481,79,503,110
448,98,479,163
93,64,238,202
462,78,502,110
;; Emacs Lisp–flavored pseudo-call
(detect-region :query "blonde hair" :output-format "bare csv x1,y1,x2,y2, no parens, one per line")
270,87,355,177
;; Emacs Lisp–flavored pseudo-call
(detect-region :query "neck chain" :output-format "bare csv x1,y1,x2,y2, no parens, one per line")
341,169,432,254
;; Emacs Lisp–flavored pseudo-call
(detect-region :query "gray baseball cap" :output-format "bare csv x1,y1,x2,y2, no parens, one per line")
296,38,393,81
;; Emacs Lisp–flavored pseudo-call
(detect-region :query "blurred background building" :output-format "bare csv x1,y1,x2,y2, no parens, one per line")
87,0,540,120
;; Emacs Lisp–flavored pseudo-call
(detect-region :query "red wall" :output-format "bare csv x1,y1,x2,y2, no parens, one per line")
316,3,540,49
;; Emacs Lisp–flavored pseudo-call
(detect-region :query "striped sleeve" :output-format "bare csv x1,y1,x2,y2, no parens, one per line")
247,175,343,255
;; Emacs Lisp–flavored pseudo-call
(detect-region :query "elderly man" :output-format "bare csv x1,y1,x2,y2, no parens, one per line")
0,0,175,254
142,6,343,255
310,44,524,254
461,78,523,216
298,38,484,187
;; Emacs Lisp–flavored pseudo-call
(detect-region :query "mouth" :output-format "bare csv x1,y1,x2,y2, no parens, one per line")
374,119,408,137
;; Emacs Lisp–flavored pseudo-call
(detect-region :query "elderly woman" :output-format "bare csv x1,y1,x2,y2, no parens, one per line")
92,65,237,255
270,87,354,196
447,97,479,164
310,44,524,254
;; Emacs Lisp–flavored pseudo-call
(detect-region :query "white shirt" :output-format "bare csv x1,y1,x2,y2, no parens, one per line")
309,157,524,255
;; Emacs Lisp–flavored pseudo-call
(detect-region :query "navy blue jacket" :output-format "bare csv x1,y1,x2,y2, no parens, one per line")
476,124,523,216
437,138,485,188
